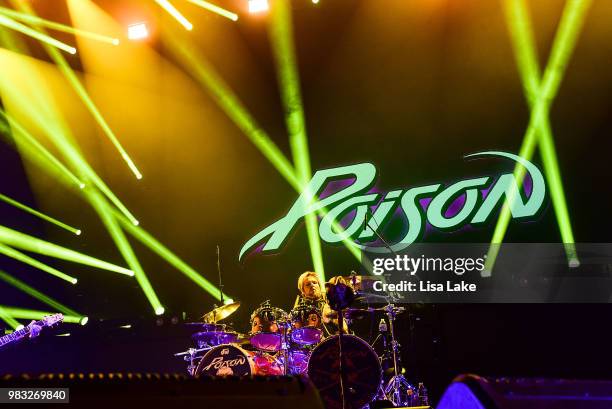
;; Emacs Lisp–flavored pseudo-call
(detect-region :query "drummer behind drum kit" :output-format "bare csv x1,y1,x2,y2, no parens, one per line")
174,275,430,408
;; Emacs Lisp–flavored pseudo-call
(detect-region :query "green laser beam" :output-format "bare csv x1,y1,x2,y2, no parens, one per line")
0,269,80,316
1,28,170,313
88,190,164,315
0,109,85,189
0,51,139,227
165,31,300,189
484,0,591,275
269,0,325,281
114,210,226,301
0,13,76,54
0,21,168,313
0,305,21,329
0,241,77,284
502,0,580,267
0,193,81,235
0,225,134,276
0,6,119,45
0,306,86,325
186,0,238,21
14,2,143,181
165,29,364,269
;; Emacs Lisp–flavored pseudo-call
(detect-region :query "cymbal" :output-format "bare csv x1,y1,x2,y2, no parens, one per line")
184,322,228,329
344,305,406,316
339,275,380,292
201,301,240,323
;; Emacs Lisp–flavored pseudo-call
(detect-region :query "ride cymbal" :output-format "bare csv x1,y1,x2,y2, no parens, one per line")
201,301,240,323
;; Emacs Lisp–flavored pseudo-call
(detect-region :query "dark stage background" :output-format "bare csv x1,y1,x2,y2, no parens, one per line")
1,0,612,401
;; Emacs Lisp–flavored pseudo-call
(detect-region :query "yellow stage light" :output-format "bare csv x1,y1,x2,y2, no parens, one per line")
127,22,148,40
248,0,269,13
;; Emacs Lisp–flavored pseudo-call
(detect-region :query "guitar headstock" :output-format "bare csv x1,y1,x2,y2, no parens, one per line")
41,313,64,327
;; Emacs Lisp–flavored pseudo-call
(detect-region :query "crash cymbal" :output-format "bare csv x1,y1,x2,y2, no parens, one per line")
201,301,240,323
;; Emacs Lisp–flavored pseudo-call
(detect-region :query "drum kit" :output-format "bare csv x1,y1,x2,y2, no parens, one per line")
174,274,427,408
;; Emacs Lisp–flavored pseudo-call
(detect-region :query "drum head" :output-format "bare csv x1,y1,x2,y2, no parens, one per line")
286,349,310,375
195,344,254,377
250,332,282,352
192,331,239,348
250,351,284,376
307,334,382,409
291,326,322,346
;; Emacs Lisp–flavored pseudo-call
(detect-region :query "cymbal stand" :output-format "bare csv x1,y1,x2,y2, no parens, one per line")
174,347,208,376
337,306,347,409
382,304,414,406
280,319,290,375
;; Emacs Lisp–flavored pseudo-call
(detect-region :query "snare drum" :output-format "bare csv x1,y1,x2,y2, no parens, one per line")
195,344,283,377
249,303,288,352
290,303,323,346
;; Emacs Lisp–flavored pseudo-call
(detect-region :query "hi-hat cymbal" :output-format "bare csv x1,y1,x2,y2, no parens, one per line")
201,301,240,323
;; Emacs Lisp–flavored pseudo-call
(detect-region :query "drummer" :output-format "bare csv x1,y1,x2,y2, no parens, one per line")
294,271,348,336
251,313,279,334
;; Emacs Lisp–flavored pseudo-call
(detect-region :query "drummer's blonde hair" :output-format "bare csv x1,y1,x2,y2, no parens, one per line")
297,271,322,296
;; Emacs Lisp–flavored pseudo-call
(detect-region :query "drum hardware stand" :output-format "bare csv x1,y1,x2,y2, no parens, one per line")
338,305,347,409
216,244,224,307
365,207,418,405
174,347,209,376
381,303,414,407
280,320,290,376
326,282,355,409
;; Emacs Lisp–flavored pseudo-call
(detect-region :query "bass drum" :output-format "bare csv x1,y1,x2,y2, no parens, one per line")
307,335,382,409
195,344,283,377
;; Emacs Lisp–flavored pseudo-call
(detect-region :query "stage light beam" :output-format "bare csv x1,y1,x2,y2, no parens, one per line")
187,0,238,21
0,269,81,317
155,0,193,30
164,30,364,271
88,190,164,316
0,7,119,46
0,306,85,325
11,3,144,182
0,14,76,54
0,225,134,276
484,0,591,274
0,305,21,330
269,0,325,281
0,193,81,235
0,109,85,189
0,242,78,284
115,209,229,302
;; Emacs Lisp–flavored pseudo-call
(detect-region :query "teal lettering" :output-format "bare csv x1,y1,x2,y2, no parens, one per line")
239,151,546,260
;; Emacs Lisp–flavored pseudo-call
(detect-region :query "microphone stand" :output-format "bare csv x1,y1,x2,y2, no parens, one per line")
364,210,398,257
